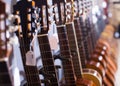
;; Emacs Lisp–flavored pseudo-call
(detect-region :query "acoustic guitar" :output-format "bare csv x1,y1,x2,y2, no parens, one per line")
83,17,115,85
53,0,76,85
77,1,107,85
82,3,116,85
36,0,59,85
65,0,102,86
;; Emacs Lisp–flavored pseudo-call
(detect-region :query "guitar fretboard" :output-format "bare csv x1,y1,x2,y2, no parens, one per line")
65,22,83,78
74,18,86,68
57,25,76,86
19,37,41,86
37,32,59,86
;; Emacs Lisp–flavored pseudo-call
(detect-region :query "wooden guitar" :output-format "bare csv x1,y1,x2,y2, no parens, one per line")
97,39,117,71
53,0,76,85
81,2,116,85
77,0,108,85
93,43,116,86
36,0,59,85
13,0,41,85
83,17,115,85
0,1,13,86
70,0,102,86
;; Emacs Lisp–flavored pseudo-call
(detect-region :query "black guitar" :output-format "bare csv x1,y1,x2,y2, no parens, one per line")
0,1,13,86
13,0,41,85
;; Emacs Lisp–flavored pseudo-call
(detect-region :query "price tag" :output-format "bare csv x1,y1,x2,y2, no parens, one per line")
49,35,58,50
26,51,36,66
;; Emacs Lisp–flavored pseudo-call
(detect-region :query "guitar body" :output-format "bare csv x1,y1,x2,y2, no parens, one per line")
95,43,117,72
82,68,102,86
92,48,115,85
86,60,105,79
97,39,117,60
91,53,107,70
76,77,95,86
93,47,116,74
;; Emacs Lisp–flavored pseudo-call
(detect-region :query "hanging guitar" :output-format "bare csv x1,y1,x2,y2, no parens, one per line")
53,0,76,85
78,1,107,85
80,1,115,85
34,0,59,85
64,0,102,86
0,1,13,86
13,0,41,85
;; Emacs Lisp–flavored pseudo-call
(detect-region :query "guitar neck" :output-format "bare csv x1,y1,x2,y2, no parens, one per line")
79,17,91,60
19,37,41,86
57,25,76,86
85,18,94,53
37,32,59,86
73,18,86,68
65,22,83,78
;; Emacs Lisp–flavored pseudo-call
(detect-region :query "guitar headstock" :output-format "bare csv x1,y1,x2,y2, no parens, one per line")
53,0,66,25
65,0,74,23
13,0,40,38
78,0,84,16
34,0,54,34
83,0,93,14
73,0,79,18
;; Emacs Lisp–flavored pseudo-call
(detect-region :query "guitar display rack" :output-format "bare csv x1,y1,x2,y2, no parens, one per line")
0,0,119,86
